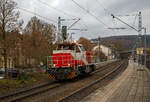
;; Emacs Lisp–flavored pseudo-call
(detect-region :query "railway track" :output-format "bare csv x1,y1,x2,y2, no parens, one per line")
0,82,62,102
0,60,127,102
59,60,128,102
93,60,121,74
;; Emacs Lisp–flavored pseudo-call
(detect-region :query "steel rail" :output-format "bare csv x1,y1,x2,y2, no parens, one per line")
0,82,62,102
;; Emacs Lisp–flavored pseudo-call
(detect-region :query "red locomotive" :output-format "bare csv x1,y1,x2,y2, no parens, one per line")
47,42,96,80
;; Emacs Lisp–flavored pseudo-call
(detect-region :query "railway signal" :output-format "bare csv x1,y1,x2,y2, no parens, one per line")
62,26,67,41
57,17,87,43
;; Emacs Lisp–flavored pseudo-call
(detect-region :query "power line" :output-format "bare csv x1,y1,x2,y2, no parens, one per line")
115,14,137,17
94,0,121,36
95,0,110,15
111,14,138,32
16,7,57,24
37,0,91,33
95,0,129,33
95,0,138,32
80,21,89,29
71,0,109,28
37,0,90,31
37,0,79,19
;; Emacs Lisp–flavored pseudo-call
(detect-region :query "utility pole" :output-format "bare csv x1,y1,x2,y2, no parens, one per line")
110,44,113,59
71,32,75,42
57,17,62,43
98,36,101,62
132,42,137,62
144,27,147,67
138,12,142,65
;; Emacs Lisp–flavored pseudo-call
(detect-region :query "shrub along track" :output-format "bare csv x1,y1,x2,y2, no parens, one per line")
0,60,127,102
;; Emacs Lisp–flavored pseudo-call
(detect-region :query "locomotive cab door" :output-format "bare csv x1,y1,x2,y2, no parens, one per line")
75,45,88,65
79,45,88,65
78,45,93,73
75,45,82,66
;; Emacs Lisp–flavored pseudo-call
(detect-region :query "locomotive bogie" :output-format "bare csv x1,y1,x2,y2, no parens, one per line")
47,64,96,80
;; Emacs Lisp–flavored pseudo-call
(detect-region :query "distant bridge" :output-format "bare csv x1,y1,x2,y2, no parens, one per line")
119,50,136,59
119,50,136,54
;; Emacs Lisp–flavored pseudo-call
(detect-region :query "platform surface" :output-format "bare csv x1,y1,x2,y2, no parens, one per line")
80,60,150,102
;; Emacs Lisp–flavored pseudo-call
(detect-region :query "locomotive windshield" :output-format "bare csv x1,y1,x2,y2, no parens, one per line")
79,46,85,52
56,43,85,52
57,43,75,50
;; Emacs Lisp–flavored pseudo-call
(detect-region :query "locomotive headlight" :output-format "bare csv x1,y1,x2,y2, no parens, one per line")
68,64,70,66
53,64,56,67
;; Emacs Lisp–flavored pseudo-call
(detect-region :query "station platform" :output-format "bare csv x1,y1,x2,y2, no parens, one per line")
80,60,150,102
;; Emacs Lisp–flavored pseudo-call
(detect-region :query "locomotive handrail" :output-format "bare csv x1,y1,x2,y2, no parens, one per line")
47,55,97,68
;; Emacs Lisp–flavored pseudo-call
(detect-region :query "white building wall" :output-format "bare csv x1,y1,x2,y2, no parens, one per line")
93,45,114,60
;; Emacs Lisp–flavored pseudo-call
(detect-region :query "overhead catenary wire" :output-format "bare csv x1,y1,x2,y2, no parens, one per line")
16,7,57,24
94,0,122,37
115,14,137,17
94,0,127,35
37,0,80,19
95,0,139,33
37,0,90,32
95,0,110,15
71,0,109,28
80,21,89,29
111,14,138,32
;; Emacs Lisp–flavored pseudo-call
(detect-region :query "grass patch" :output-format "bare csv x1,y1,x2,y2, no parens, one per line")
0,73,49,94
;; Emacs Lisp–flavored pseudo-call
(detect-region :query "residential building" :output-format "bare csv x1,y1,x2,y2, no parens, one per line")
93,45,115,60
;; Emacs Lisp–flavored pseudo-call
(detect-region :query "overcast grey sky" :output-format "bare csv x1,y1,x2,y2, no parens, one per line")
14,0,150,40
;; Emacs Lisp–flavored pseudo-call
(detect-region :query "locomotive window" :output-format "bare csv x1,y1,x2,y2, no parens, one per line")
57,45,64,50
76,46,80,52
79,46,85,52
57,44,75,50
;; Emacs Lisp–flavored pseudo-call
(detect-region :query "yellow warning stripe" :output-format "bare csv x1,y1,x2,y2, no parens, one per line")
48,74,55,80
67,71,76,79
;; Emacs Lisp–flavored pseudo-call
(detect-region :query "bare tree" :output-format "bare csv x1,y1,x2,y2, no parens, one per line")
0,0,20,77
22,16,56,67
78,37,94,51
